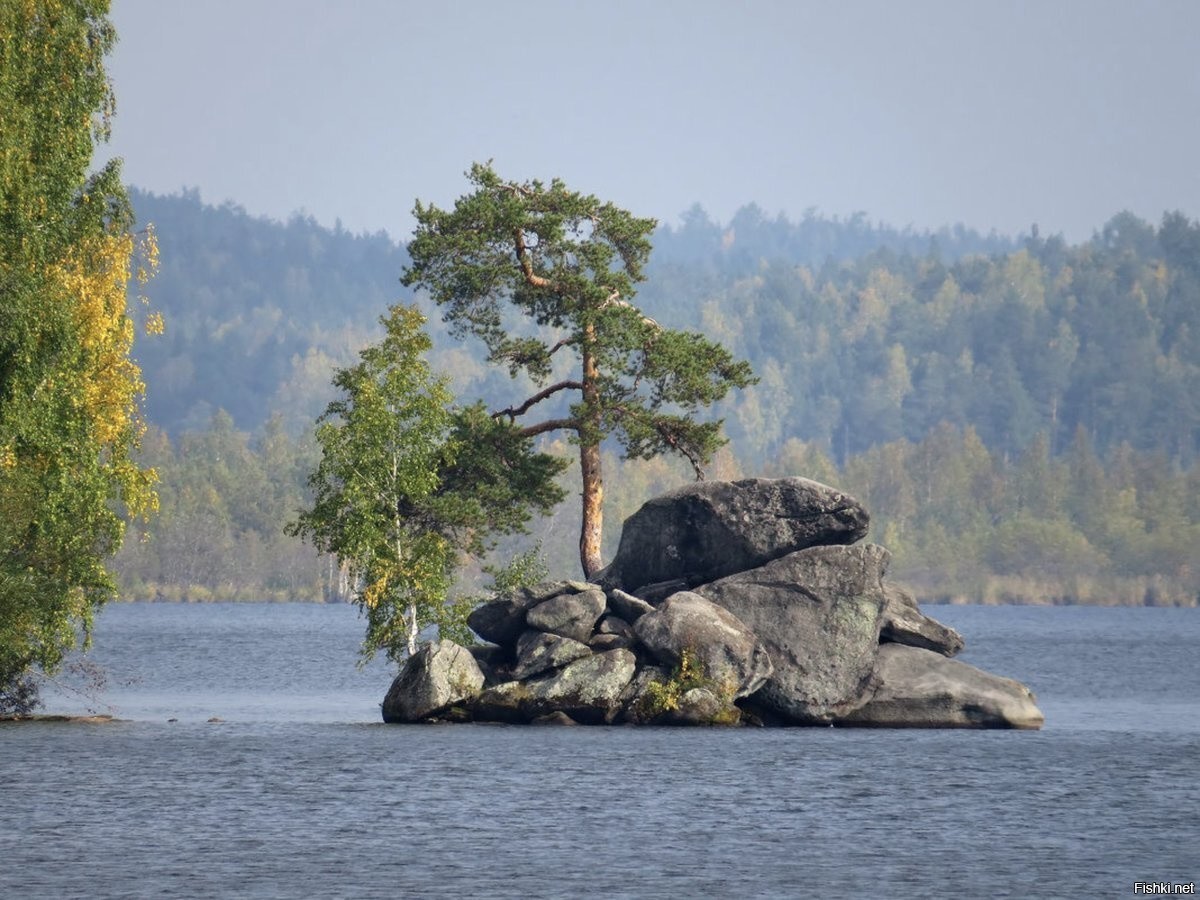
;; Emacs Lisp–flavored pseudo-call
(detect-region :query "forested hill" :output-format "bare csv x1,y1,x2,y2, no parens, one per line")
128,188,409,434
118,188,1200,606
652,210,1200,468
128,188,1027,444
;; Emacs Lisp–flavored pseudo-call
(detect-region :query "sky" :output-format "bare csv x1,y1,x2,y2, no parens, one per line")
103,0,1200,244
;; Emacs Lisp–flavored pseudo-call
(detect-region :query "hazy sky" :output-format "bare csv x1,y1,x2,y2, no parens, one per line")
104,0,1200,243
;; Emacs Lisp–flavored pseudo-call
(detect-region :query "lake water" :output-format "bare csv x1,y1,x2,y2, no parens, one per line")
2,602,1197,899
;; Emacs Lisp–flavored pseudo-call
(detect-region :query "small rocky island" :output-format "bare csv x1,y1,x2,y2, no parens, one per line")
382,477,1044,728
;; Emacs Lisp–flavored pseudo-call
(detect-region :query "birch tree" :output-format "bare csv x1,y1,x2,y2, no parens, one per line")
289,305,563,662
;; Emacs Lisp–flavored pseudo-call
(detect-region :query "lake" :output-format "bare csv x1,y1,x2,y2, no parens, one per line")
2,602,1197,898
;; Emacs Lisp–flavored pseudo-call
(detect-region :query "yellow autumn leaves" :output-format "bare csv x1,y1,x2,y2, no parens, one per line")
44,223,162,518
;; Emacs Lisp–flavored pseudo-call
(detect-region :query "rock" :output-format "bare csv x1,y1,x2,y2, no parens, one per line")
632,591,773,699
468,592,542,647
473,680,530,723
512,630,592,681
466,581,601,646
621,670,741,726
468,643,511,685
524,649,638,724
589,632,633,651
603,477,869,593
606,589,655,622
526,580,600,602
525,588,607,643
694,544,890,723
619,664,670,724
531,711,579,726
382,640,486,723
663,688,741,726
596,615,633,637
841,644,1044,729
880,583,964,657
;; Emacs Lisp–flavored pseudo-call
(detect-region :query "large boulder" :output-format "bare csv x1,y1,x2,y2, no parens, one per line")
632,591,773,699
468,593,542,647
525,588,607,643
467,580,600,646
880,583,964,657
512,630,592,681
523,649,638,724
841,644,1044,729
382,640,485,723
602,477,869,593
694,543,890,723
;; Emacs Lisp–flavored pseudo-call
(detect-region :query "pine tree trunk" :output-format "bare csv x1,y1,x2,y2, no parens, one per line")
579,439,604,578
578,332,604,578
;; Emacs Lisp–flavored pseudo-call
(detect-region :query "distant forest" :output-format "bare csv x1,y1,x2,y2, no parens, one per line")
114,188,1200,606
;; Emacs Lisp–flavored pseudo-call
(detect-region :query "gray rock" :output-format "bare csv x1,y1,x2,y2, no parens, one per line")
468,643,511,685
619,664,671,724
596,615,633,637
382,640,485,723
661,687,741,726
524,649,638,724
621,671,741,726
473,680,531,724
694,544,890,723
606,589,655,622
589,632,634,652
531,711,579,726
603,477,869,592
512,630,592,681
466,581,601,647
841,644,1044,729
632,591,773,699
880,583,964,657
525,580,599,603
525,588,607,643
467,592,542,647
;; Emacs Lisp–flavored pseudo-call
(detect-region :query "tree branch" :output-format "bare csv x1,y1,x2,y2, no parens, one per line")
599,288,661,331
514,227,554,289
547,336,575,357
657,421,706,480
517,418,578,438
491,380,583,422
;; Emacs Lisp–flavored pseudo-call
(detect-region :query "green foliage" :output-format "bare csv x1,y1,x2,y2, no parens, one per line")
1,1,155,700
639,649,710,716
402,163,756,575
440,545,551,647
485,545,550,596
638,649,739,724
288,305,456,662
288,305,563,662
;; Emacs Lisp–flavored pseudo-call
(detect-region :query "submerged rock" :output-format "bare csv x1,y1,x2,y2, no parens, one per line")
603,476,869,593
382,640,485,723
842,644,1044,729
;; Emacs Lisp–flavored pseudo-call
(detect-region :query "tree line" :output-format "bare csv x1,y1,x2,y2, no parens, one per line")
111,409,1199,609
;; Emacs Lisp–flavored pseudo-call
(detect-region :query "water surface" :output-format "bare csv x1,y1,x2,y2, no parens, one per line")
3,603,1197,898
